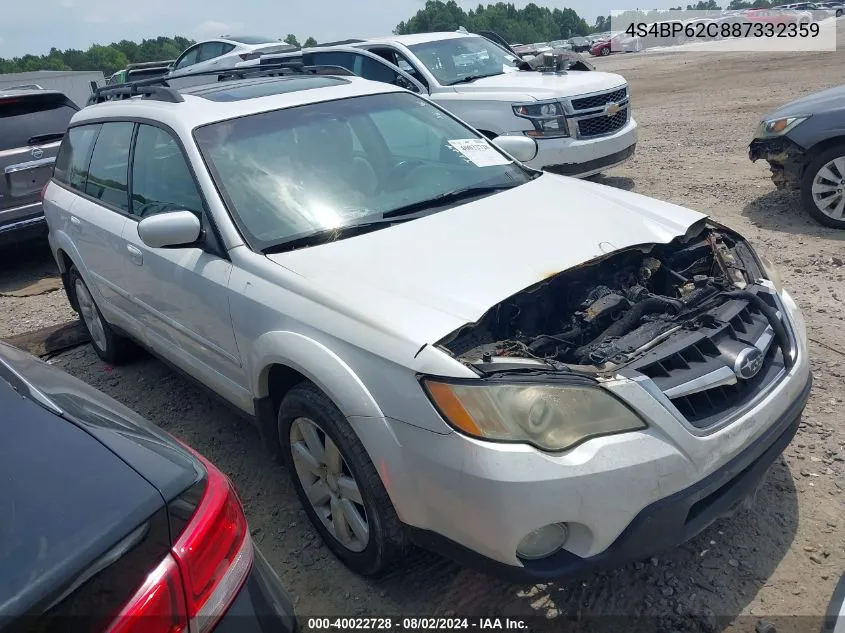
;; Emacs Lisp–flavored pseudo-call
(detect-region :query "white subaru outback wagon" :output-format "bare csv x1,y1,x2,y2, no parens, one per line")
43,67,811,581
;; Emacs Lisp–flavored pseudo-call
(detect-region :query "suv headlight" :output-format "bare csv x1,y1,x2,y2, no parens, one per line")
512,100,570,138
422,379,646,452
755,116,809,139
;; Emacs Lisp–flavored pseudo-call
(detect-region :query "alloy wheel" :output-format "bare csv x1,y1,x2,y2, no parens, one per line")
74,279,108,353
289,417,370,552
811,156,845,220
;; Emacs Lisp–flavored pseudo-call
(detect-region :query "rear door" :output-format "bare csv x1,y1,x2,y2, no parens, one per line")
64,121,137,322
0,92,77,225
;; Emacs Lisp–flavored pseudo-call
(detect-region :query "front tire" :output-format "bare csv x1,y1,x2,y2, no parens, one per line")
600,46,611,56
69,266,133,364
278,383,408,576
801,145,845,229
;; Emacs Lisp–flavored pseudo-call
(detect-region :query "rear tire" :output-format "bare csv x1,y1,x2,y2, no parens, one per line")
68,266,134,364
801,144,845,229
278,383,408,576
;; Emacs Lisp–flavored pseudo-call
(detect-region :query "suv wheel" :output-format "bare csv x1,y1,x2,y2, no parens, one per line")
69,266,133,364
278,383,407,576
802,145,845,229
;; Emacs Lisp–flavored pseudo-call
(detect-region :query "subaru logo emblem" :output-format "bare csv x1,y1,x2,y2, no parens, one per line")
733,347,765,380
31,148,43,159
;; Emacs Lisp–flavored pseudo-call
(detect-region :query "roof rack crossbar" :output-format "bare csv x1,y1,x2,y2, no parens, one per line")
87,82,183,105
215,61,356,82
87,60,357,105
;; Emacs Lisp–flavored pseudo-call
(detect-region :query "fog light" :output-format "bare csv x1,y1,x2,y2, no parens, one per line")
516,523,568,560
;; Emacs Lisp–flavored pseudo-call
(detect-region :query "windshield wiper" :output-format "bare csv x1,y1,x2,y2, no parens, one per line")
381,183,521,219
262,217,417,254
445,72,505,86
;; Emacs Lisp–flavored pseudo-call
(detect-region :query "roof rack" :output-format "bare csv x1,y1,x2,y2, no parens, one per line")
316,38,365,46
87,61,356,105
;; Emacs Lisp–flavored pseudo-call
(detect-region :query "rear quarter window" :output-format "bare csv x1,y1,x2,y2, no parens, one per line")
0,94,78,152
54,125,101,191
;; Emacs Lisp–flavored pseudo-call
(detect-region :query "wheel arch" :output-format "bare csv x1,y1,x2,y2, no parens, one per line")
251,331,385,456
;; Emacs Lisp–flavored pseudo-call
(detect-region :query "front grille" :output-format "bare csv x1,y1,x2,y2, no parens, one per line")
577,108,629,138
570,87,628,111
628,292,787,430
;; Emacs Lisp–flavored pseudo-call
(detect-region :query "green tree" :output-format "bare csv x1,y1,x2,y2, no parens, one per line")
283,34,300,47
0,36,195,75
303,36,318,47
395,1,589,43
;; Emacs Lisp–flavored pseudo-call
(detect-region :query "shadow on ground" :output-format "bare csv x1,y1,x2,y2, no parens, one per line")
742,190,845,240
0,238,62,295
589,174,636,192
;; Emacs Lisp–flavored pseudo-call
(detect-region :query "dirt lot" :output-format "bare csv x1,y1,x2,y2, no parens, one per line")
3,35,845,633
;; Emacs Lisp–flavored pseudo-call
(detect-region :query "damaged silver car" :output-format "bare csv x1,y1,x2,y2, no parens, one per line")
45,72,810,581
750,84,845,228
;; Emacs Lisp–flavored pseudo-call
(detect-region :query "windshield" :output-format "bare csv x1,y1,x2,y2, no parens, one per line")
194,92,532,251
407,36,521,85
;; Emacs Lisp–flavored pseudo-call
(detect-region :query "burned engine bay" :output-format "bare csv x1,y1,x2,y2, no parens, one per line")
440,224,775,373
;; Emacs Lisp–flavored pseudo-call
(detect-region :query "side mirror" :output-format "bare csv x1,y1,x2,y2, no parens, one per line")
491,135,538,163
137,210,201,248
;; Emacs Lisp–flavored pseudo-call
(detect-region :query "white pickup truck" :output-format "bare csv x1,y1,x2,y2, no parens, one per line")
261,32,637,178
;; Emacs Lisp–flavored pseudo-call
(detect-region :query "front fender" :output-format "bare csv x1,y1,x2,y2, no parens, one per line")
251,330,384,419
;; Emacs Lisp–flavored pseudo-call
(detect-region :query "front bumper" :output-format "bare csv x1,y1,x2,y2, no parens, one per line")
214,544,297,633
522,117,638,177
377,290,810,580
749,136,807,190
408,372,810,582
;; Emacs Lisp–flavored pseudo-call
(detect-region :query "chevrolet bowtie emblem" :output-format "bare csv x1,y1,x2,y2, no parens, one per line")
605,102,621,116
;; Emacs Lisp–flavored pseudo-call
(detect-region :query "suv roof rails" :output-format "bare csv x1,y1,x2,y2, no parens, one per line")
317,38,365,46
87,61,357,105
126,60,175,71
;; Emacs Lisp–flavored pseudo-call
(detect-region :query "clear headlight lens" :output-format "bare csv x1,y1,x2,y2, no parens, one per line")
512,100,570,138
755,116,809,139
422,380,646,452
758,254,784,293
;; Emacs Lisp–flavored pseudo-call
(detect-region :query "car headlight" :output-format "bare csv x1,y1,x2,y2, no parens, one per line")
758,254,784,293
512,100,569,138
755,116,809,139
422,379,646,452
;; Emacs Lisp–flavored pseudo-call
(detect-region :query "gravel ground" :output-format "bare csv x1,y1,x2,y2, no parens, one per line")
3,36,845,633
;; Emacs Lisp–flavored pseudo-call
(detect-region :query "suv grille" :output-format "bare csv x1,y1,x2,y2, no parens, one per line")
577,108,629,138
570,87,628,111
627,292,788,430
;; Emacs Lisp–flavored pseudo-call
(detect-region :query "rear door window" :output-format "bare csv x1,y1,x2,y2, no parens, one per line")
53,124,101,191
84,122,133,212
0,94,77,151
198,41,232,62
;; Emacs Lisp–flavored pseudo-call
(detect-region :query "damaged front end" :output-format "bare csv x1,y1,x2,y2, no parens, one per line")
437,222,792,396
749,137,806,191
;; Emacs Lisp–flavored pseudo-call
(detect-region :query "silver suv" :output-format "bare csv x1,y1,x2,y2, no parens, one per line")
44,67,811,581
1,87,77,246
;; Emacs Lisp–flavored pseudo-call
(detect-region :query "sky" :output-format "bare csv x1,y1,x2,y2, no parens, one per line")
0,0,685,59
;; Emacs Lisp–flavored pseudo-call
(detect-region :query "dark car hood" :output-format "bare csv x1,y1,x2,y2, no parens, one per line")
765,84,845,119
0,379,163,618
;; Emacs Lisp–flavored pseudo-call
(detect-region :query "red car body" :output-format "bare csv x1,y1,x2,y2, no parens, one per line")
745,8,800,23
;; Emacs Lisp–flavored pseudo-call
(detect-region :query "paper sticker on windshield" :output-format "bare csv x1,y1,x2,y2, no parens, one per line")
448,139,511,167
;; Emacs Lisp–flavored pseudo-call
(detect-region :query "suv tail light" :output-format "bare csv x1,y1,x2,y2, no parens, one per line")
105,448,253,633
40,182,49,201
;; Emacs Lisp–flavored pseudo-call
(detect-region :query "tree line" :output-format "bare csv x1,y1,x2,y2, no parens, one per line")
0,34,319,76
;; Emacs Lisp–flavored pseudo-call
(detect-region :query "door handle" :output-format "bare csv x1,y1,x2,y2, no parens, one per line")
69,216,81,231
126,244,143,266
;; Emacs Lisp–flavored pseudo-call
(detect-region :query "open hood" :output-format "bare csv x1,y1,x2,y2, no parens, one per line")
267,175,706,349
